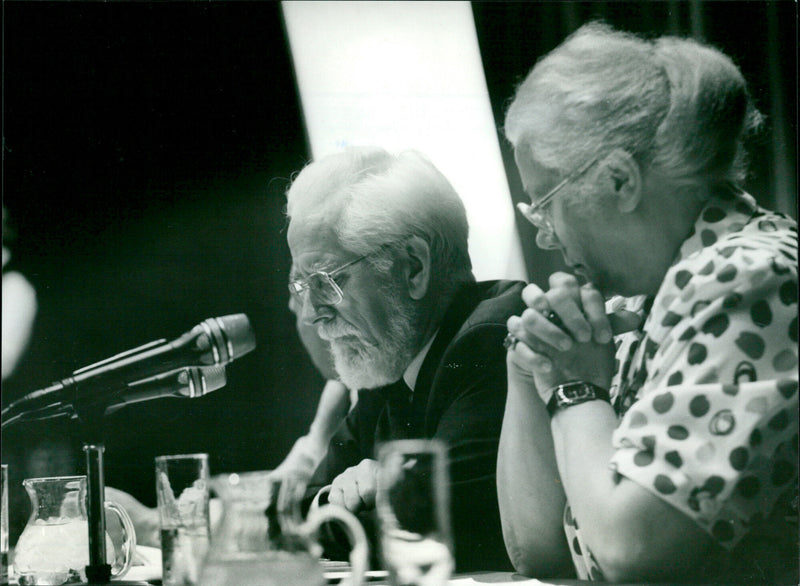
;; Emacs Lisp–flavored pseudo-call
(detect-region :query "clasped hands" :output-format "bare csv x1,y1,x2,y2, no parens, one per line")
505,272,642,404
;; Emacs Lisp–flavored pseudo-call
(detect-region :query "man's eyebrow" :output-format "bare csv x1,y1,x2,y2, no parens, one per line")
290,258,336,279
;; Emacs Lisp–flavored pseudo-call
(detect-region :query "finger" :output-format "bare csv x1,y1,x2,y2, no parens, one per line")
519,284,567,348
329,481,360,511
327,484,340,504
520,282,546,309
548,273,591,343
341,481,365,512
514,339,553,374
580,283,612,343
507,318,554,373
330,473,364,512
353,462,377,507
517,308,573,351
354,478,376,509
548,271,581,290
508,315,550,354
328,485,345,508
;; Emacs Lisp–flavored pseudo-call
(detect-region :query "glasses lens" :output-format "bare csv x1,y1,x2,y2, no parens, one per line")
307,273,342,305
288,282,304,301
522,206,551,232
517,202,551,233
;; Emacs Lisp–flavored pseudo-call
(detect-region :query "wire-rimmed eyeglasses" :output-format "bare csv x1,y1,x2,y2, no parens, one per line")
288,255,368,307
516,156,600,233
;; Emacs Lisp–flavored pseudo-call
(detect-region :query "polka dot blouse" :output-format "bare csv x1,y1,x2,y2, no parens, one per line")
564,189,798,581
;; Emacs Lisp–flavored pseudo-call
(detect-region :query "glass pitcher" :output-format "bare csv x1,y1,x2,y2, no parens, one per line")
14,475,136,585
200,471,368,586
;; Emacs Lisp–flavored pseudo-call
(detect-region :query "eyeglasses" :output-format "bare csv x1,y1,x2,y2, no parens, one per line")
516,156,600,233
288,255,368,307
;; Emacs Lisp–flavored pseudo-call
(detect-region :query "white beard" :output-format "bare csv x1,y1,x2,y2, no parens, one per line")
318,292,421,391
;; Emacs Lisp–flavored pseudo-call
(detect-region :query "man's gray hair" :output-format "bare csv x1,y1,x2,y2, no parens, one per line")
286,146,474,295
505,22,762,191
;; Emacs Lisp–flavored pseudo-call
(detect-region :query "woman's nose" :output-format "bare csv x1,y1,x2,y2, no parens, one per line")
535,228,560,250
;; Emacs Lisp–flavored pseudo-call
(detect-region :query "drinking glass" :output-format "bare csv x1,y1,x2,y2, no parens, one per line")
376,440,454,586
155,454,210,586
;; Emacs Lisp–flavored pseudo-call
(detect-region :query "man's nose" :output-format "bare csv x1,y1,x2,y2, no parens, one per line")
300,293,335,325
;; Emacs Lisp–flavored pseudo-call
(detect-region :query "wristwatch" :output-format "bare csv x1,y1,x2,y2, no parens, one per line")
546,381,610,417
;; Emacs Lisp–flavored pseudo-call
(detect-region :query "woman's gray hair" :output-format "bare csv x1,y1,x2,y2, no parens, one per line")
286,146,474,295
505,22,762,191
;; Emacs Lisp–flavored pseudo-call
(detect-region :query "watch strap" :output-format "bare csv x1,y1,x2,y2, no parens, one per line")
546,381,610,417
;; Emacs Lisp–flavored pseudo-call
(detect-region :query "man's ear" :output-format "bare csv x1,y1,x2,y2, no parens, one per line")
603,149,642,213
403,235,432,300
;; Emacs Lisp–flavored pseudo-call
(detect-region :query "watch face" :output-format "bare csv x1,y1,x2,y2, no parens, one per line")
563,384,593,401
549,383,608,416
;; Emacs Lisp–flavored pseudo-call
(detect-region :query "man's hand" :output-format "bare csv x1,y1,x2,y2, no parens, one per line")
506,273,641,402
327,459,379,513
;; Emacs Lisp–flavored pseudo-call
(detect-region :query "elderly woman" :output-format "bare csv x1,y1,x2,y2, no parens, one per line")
498,23,797,584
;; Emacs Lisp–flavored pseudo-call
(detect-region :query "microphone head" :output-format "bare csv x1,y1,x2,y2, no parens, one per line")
181,365,227,398
200,314,257,364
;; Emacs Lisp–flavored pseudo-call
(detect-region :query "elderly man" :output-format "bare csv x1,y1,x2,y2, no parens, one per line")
498,23,798,584
286,146,568,574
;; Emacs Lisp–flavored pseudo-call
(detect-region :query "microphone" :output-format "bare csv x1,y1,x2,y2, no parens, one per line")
4,366,229,425
1,314,256,426
103,365,227,415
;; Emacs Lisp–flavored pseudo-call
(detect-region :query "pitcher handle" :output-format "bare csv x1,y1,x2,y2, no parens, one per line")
104,500,137,579
305,504,368,586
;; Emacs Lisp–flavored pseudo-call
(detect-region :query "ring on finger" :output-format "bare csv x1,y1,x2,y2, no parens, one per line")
503,332,519,350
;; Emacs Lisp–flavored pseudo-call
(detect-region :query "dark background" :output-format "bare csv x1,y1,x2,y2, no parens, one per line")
2,1,796,542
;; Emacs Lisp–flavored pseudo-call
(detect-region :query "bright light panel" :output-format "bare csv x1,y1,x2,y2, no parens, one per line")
282,1,526,281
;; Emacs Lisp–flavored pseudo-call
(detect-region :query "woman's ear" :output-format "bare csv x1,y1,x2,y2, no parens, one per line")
403,235,432,300
603,149,642,213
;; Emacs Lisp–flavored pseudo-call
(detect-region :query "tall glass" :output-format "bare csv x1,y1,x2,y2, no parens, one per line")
376,440,454,586
155,454,210,586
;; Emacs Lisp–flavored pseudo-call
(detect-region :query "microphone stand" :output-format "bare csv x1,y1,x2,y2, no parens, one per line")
73,401,150,586
1,314,253,584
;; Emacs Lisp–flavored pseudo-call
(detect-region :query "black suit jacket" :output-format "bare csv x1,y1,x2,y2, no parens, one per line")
310,280,527,572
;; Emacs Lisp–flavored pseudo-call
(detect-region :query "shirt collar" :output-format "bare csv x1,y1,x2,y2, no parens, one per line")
674,187,757,265
403,331,438,392
606,190,757,334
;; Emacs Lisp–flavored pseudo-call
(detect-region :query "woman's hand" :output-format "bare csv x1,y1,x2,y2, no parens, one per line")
506,272,640,402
